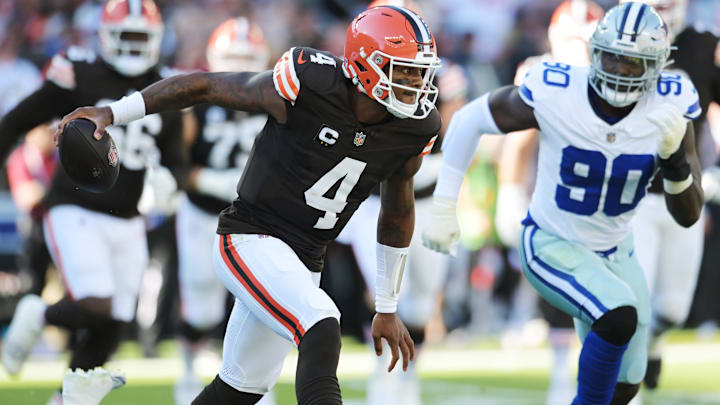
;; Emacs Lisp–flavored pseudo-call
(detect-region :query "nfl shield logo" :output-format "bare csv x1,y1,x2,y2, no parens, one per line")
606,133,616,143
354,131,366,147
107,144,119,167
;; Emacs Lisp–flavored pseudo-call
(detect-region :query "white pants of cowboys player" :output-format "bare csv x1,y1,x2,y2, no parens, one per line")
631,193,705,326
176,197,227,330
336,195,449,328
213,233,340,395
43,204,148,322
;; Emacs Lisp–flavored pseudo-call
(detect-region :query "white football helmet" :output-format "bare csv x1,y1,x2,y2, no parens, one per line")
620,0,687,42
206,17,270,73
99,0,164,77
589,2,671,107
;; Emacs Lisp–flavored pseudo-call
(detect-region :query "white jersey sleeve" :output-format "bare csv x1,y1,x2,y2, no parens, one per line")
518,61,576,111
653,72,701,120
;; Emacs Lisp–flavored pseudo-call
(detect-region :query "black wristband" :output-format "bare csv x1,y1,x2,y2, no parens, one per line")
659,142,691,181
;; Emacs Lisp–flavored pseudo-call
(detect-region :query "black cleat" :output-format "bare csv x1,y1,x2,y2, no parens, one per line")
644,358,662,390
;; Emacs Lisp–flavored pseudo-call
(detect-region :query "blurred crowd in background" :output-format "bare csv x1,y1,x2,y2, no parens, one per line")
2,0,720,355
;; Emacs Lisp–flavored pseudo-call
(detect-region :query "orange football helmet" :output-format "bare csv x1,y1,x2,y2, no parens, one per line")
206,17,270,73
99,0,164,77
343,6,441,119
548,0,603,65
367,0,422,16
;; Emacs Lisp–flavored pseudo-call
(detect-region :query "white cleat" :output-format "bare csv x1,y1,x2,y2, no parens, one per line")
62,367,126,405
1,294,46,376
174,373,205,405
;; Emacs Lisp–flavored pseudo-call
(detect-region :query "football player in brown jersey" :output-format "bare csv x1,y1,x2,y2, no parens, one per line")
0,2,186,405
57,5,442,405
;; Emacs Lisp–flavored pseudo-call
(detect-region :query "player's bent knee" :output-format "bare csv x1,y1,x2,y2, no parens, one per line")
592,306,638,346
192,375,264,405
610,382,640,405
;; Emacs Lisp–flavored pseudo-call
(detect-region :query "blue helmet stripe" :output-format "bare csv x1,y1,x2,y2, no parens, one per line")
631,4,647,42
617,2,632,40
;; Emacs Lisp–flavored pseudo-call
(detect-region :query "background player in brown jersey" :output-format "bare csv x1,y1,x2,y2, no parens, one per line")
0,1,186,404
173,16,274,405
56,5,442,405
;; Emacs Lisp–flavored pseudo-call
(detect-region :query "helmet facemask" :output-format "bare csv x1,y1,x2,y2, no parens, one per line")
100,19,162,77
364,50,440,119
589,47,666,107
588,2,671,108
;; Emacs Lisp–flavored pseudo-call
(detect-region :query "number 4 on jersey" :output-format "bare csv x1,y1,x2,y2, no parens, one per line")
305,157,367,229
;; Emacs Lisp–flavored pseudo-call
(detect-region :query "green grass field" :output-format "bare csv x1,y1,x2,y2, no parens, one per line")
2,332,719,405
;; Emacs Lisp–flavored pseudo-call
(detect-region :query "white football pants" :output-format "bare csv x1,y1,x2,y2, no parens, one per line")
43,205,147,322
213,233,340,394
631,193,704,326
176,197,227,330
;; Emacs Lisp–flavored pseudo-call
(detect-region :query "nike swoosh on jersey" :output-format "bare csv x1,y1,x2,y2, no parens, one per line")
297,49,307,64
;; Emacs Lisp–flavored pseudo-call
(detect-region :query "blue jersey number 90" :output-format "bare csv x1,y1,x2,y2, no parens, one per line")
555,146,655,216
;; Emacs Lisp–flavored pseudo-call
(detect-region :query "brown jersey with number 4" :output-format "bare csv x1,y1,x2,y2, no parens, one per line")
217,47,440,272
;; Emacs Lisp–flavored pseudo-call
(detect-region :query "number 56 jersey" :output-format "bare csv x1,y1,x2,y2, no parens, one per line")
519,62,701,251
217,47,440,272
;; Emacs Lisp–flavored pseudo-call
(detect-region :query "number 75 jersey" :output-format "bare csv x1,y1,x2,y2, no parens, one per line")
520,62,701,251
216,47,440,272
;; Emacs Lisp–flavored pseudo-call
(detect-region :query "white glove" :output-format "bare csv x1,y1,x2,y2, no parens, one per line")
422,196,460,255
138,166,179,215
702,166,720,203
647,103,688,159
494,184,530,249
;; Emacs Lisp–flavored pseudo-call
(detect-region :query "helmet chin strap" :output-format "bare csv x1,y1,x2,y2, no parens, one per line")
385,90,418,119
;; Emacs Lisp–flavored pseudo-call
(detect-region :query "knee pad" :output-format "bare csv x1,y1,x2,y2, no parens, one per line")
299,317,341,361
296,317,342,405
592,306,638,346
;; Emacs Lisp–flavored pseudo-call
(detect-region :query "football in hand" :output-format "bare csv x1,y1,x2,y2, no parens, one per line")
58,118,120,193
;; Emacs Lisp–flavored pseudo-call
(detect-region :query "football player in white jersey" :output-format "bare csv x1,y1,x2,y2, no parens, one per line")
424,3,703,404
495,2,604,404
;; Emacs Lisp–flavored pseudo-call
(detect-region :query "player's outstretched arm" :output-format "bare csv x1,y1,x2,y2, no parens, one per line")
661,122,704,227
55,71,285,143
372,156,421,373
423,85,538,254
